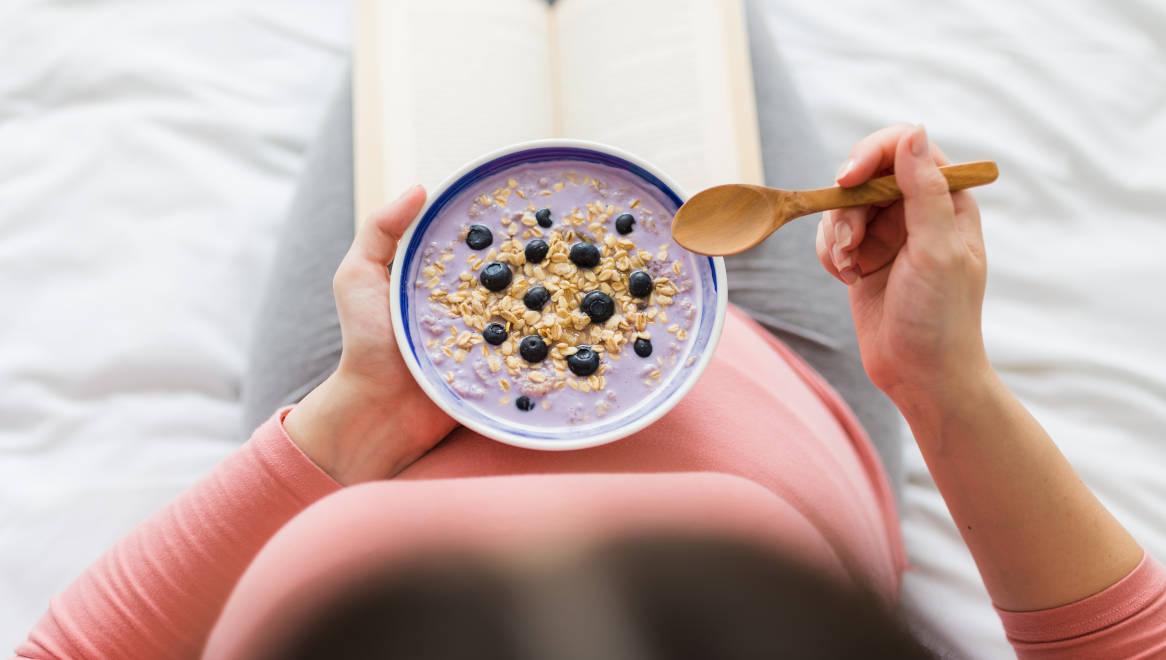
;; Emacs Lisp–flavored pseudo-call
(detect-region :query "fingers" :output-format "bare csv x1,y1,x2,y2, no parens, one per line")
820,204,907,285
816,213,842,281
820,124,968,287
333,184,426,302
354,184,427,265
827,206,868,283
894,126,957,246
950,189,986,255
836,124,949,187
854,203,908,276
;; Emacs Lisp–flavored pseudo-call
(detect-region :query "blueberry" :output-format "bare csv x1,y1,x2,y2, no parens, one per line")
581,291,615,323
569,242,601,268
516,395,535,411
628,270,653,298
519,335,548,363
479,262,513,292
482,322,507,346
615,213,635,235
523,286,550,311
524,239,549,264
466,224,493,250
535,208,553,228
633,337,653,358
567,345,601,376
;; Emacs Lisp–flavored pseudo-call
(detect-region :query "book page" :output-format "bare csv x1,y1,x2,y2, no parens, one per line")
552,0,762,195
356,0,555,223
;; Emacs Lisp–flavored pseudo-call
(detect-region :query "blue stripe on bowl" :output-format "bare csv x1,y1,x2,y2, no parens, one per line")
398,146,720,441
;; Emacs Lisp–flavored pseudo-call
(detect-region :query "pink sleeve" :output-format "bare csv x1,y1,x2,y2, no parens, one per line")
998,553,1166,659
14,409,341,660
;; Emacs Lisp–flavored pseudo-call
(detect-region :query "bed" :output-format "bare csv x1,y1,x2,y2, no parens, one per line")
2,2,1163,657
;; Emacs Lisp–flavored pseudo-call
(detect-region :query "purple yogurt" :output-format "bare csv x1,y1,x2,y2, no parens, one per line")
407,159,701,429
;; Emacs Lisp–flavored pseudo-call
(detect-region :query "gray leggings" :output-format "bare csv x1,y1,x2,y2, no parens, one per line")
241,10,901,490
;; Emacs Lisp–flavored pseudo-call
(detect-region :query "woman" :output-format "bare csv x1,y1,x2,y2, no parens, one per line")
15,32,1165,660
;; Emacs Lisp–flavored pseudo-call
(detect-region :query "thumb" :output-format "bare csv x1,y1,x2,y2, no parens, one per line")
894,125,956,246
355,184,427,265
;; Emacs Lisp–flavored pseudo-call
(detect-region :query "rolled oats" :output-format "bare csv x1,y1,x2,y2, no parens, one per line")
414,164,701,422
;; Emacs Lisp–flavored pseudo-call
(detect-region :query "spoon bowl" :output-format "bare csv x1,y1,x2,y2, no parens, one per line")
672,160,999,256
671,184,781,256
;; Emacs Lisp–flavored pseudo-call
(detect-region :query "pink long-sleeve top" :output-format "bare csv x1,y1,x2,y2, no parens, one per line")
15,308,1166,659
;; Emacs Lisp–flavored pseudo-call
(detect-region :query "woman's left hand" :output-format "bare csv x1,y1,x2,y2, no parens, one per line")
284,185,456,485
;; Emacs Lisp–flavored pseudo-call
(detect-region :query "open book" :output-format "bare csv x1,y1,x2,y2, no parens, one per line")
354,0,763,225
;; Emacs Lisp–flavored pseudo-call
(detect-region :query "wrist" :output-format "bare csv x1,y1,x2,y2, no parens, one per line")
283,372,440,485
885,359,1002,432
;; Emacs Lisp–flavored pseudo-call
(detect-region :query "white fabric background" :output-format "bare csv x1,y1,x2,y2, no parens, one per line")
2,2,1163,657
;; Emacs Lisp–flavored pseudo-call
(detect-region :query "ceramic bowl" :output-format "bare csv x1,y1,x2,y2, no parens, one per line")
389,139,727,450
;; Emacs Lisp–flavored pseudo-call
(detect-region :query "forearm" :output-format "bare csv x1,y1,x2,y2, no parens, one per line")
17,413,340,659
895,369,1142,611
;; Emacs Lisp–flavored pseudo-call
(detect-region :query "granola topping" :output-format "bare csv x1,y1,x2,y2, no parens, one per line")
412,162,700,425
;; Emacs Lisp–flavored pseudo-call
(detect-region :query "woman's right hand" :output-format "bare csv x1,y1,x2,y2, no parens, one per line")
819,127,1148,618
815,125,991,409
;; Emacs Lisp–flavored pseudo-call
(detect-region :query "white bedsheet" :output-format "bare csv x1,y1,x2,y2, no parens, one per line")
2,1,1163,657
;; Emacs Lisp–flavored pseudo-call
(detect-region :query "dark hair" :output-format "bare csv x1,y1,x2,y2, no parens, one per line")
275,534,933,659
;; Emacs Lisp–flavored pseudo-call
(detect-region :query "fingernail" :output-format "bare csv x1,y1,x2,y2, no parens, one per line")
834,221,853,249
835,159,854,182
832,245,852,270
909,125,928,157
395,184,420,202
839,268,860,285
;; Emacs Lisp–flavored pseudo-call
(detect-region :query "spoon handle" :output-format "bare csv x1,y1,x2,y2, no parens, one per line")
793,160,999,216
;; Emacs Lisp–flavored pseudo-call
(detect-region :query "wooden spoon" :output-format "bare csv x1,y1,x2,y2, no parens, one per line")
671,160,999,256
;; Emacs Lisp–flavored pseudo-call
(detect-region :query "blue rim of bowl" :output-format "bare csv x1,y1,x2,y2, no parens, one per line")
395,144,723,448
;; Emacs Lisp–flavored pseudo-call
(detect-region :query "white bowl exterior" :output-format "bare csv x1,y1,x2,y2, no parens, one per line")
389,138,728,451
